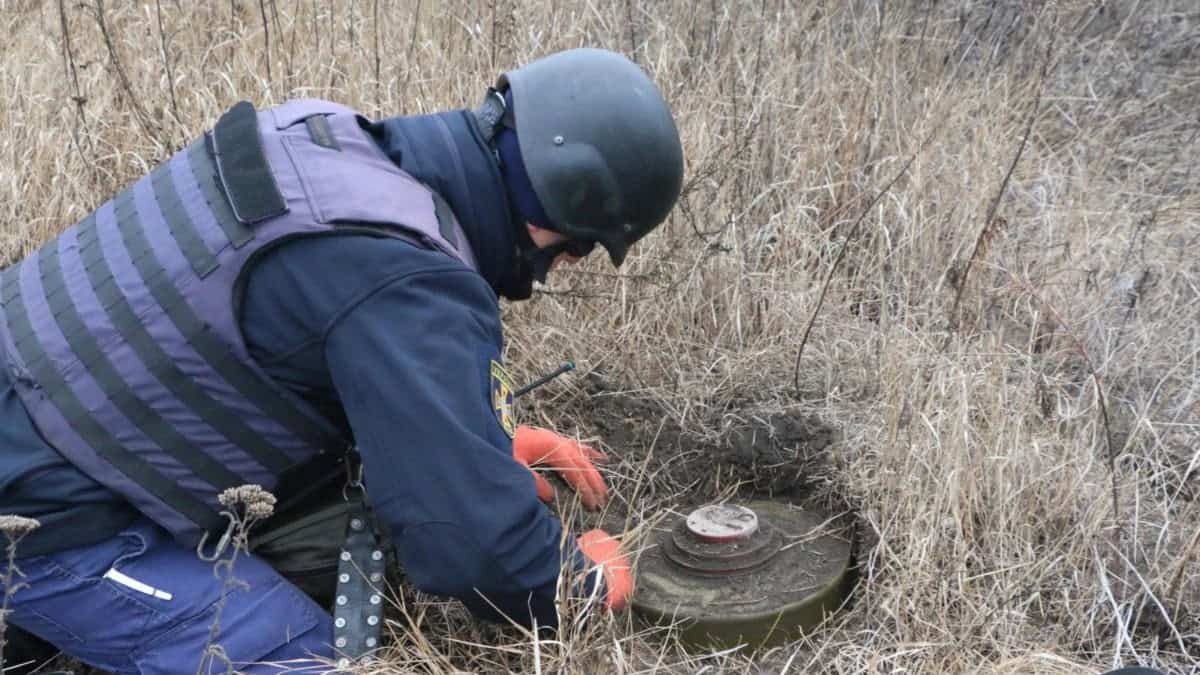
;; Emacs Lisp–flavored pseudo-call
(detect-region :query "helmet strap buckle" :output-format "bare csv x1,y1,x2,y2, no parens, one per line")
472,87,513,147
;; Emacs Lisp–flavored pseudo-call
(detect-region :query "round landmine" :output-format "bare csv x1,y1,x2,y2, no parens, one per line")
632,501,853,650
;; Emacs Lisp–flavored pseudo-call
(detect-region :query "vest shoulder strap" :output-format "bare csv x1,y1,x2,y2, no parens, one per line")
210,101,287,225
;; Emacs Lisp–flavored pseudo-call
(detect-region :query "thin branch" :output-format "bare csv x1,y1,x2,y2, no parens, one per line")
155,0,182,130
0,517,41,672
948,23,1055,331
791,122,946,398
401,0,423,106
626,0,637,58
489,0,498,69
286,0,301,83
1108,125,1200,361
94,0,157,139
373,0,381,115
258,0,273,85
57,0,93,158
1012,273,1122,538
1166,508,1200,628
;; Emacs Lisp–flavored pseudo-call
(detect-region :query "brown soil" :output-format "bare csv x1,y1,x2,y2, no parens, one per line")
539,373,844,539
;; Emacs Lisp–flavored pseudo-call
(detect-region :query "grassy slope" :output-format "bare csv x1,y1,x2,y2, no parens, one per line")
1,0,1197,672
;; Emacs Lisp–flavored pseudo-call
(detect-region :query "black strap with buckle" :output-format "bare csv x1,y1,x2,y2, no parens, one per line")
331,452,386,669
471,87,514,147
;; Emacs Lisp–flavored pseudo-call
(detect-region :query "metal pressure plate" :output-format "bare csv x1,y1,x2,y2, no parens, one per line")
686,504,759,543
632,501,854,651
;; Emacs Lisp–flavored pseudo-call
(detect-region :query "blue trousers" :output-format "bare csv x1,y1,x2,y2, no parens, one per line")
6,518,334,674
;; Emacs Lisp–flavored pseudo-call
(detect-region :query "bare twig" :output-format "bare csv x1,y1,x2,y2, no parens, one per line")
258,0,273,85
948,24,1055,331
1012,273,1122,537
374,0,382,115
626,0,638,58
57,0,93,158
94,0,158,139
155,0,182,129
489,0,499,69
1108,125,1199,361
401,0,423,103
1166,511,1200,627
791,119,948,398
196,486,275,675
0,516,41,671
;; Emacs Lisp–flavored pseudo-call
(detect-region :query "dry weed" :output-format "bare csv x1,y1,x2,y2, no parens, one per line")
1,0,1197,672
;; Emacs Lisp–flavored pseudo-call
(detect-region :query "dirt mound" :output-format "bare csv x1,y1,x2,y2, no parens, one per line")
720,413,835,497
569,375,837,507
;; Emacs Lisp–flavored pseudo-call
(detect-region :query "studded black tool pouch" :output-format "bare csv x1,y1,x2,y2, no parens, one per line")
249,460,391,665
248,498,353,608
331,495,388,665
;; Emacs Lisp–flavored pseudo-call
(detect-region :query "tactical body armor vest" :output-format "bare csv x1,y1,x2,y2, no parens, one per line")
0,100,479,544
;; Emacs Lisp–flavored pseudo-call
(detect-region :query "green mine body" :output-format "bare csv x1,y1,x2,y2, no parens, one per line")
631,501,854,651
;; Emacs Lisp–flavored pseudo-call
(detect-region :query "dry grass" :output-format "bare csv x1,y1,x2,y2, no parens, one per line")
2,0,1198,672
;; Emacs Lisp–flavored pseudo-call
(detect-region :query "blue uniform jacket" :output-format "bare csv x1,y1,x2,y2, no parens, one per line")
0,107,590,628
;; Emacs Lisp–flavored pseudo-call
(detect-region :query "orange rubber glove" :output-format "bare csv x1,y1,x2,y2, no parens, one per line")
577,529,633,610
513,426,609,510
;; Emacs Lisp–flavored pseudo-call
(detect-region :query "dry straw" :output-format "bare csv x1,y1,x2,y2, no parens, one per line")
0,0,1197,672
0,515,40,672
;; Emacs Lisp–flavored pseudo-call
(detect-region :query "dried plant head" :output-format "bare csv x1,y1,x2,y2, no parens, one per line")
5,0,1200,672
0,516,41,541
217,484,277,520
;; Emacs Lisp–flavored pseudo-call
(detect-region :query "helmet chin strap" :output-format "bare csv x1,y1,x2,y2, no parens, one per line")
523,240,577,284
501,238,578,301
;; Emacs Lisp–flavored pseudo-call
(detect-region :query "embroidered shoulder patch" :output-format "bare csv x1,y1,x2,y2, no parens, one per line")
490,360,516,438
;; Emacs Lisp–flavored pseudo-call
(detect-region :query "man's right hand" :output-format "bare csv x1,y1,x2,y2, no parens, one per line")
577,529,633,610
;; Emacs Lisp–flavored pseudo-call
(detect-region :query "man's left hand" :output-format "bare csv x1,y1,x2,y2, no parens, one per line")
513,426,609,509
577,528,633,610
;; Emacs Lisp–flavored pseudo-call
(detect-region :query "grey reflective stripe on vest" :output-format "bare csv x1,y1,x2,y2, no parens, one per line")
39,236,245,491
76,211,293,476
112,165,332,470
0,265,224,533
0,99,479,543
150,160,218,278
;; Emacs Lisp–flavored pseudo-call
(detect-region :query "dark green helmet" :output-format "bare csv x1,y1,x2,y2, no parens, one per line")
498,48,684,266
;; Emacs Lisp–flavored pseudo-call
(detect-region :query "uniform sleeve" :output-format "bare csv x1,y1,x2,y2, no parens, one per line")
323,265,589,628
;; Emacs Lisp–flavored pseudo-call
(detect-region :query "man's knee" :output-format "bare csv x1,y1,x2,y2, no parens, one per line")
120,522,335,673
7,519,334,673
148,573,333,674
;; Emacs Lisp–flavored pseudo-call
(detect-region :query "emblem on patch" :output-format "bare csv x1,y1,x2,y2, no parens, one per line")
490,360,516,438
